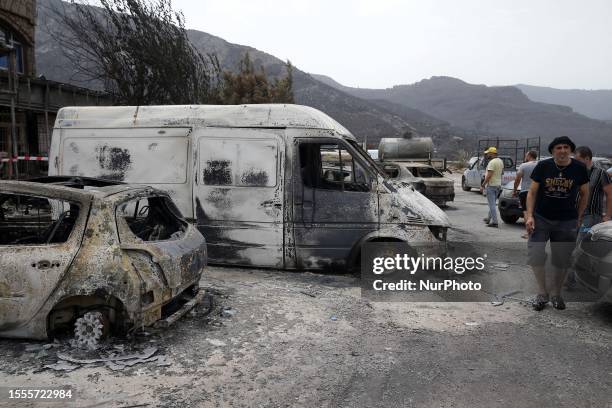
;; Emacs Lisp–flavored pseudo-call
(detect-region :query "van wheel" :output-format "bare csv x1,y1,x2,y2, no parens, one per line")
461,177,471,191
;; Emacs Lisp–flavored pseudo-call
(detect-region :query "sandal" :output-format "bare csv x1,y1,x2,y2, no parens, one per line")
551,296,566,310
532,294,549,311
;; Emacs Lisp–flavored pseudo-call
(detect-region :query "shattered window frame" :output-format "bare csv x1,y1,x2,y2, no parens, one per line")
383,164,401,178
409,166,444,178
115,195,188,243
299,140,373,192
0,192,82,246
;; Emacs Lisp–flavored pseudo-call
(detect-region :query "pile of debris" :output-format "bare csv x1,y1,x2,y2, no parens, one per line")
20,340,171,373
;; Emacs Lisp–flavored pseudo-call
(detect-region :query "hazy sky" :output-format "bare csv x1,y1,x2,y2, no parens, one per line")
169,0,612,90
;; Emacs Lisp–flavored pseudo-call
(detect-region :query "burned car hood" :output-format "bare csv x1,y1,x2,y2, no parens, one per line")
589,221,612,241
383,180,450,227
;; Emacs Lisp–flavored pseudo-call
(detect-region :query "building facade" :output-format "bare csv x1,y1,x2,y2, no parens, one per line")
0,0,111,178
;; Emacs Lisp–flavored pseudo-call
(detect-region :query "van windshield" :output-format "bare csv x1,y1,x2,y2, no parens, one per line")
347,140,388,179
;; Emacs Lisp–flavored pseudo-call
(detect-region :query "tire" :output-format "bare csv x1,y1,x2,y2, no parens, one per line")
461,177,471,191
501,214,519,224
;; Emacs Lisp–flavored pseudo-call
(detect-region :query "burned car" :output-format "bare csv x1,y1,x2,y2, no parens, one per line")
380,163,426,194
0,177,206,341
382,161,454,206
574,221,612,303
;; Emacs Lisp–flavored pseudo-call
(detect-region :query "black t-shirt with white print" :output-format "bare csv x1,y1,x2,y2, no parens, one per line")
530,158,589,221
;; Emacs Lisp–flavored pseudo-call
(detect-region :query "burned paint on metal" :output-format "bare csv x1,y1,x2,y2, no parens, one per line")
240,169,269,186
95,145,132,181
194,197,209,222
203,160,232,186
205,188,231,210
96,145,132,173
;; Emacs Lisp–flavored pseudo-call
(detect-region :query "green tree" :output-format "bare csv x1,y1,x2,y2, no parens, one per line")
222,53,294,104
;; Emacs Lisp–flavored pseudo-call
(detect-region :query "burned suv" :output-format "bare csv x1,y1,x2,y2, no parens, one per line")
0,177,206,341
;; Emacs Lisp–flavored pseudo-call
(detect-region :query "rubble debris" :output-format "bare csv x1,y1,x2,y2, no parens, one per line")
44,362,79,372
206,338,226,347
492,263,510,269
490,290,529,306
298,290,317,298
156,356,172,367
106,361,126,371
221,307,236,318
25,344,43,352
57,347,157,365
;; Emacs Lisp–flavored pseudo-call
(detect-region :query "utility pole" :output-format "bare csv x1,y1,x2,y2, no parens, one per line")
9,44,19,179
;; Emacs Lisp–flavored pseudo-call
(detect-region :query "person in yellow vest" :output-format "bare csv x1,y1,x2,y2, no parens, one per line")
480,147,504,227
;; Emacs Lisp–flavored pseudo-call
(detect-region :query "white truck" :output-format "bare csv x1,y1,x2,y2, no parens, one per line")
461,137,540,192
461,156,516,191
48,104,449,271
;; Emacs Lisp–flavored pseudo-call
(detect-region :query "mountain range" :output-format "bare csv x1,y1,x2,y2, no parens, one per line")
36,0,612,156
516,84,612,122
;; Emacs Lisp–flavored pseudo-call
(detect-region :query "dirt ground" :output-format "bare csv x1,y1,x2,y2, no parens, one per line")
1,174,611,407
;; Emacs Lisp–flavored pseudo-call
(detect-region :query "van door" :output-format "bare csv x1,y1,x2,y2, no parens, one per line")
55,127,193,217
194,128,285,268
292,137,378,270
467,158,483,187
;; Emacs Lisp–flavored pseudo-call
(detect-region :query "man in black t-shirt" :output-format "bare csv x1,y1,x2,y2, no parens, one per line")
525,136,589,311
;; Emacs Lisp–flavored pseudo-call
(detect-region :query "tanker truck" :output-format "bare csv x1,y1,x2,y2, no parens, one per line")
378,136,455,207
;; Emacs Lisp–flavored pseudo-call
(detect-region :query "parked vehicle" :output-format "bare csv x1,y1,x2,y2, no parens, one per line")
593,157,611,171
461,156,516,192
48,105,449,271
497,180,523,224
382,161,454,206
462,137,540,192
0,177,206,340
378,136,448,171
380,162,426,194
574,221,612,303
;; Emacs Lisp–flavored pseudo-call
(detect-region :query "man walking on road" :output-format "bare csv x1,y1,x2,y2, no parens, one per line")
565,146,612,288
525,136,589,311
481,147,504,228
574,146,612,237
514,150,539,238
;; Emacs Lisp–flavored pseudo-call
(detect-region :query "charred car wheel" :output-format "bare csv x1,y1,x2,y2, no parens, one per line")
74,311,109,350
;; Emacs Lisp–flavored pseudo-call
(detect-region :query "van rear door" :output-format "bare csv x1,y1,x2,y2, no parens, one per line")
194,128,285,268
52,127,193,217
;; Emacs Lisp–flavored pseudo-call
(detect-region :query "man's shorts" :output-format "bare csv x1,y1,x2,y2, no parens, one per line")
518,191,528,210
527,214,578,268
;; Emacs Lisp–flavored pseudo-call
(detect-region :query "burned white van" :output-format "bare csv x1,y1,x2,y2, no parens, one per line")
49,104,449,271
